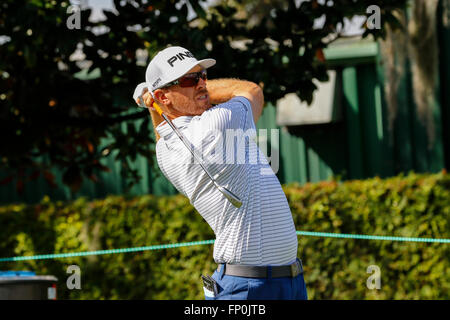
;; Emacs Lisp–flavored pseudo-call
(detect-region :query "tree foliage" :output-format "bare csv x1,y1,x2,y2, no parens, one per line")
0,0,406,192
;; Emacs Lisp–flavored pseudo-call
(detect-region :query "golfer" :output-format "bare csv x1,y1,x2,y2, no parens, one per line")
134,46,307,300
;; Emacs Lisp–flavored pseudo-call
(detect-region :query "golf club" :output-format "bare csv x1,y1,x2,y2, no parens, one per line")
136,91,242,208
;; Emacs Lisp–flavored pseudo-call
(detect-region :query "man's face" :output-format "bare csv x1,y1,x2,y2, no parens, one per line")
161,65,211,117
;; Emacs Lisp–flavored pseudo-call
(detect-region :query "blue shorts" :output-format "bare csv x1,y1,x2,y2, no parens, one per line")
204,258,308,300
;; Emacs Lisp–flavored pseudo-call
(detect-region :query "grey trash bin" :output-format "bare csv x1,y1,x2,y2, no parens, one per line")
0,271,58,300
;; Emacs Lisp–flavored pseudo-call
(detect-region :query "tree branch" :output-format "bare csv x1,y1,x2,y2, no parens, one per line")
51,109,148,127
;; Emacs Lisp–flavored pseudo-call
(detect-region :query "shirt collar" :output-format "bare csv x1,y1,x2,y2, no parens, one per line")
156,116,193,139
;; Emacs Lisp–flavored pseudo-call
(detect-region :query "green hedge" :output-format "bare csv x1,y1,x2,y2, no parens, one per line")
0,172,449,299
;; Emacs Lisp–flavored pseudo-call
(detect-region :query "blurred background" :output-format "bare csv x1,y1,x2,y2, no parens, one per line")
0,0,449,300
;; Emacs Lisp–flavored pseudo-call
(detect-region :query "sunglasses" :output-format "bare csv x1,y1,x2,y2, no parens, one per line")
162,70,207,88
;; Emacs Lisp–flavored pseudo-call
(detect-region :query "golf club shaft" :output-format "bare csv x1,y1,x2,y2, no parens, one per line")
154,105,242,208
161,113,217,182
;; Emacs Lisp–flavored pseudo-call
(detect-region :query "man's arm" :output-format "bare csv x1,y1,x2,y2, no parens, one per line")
136,90,164,142
148,109,163,142
206,79,264,124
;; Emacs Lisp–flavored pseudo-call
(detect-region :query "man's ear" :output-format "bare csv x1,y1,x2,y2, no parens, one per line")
153,89,170,107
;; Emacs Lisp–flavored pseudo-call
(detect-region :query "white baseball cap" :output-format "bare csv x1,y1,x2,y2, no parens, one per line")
133,46,215,107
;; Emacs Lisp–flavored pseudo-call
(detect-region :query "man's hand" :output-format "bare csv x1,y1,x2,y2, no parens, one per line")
135,87,156,111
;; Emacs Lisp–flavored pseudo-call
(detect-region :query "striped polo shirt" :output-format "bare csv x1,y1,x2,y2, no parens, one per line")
155,96,298,266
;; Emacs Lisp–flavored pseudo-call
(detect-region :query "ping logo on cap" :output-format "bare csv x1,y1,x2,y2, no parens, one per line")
167,51,195,67
152,78,162,88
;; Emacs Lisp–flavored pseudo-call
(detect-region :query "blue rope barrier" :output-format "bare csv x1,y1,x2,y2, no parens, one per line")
0,231,448,262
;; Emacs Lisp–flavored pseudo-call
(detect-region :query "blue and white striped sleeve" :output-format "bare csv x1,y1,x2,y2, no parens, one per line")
201,96,256,132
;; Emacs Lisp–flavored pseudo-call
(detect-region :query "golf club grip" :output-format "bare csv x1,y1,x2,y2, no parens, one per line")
152,102,163,115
